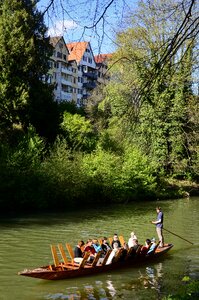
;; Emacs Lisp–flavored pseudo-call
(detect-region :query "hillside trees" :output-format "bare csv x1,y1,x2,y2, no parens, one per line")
0,0,59,143
99,0,199,178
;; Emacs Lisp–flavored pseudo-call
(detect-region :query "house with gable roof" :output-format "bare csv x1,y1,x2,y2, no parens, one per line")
67,41,97,106
49,36,78,103
94,53,112,85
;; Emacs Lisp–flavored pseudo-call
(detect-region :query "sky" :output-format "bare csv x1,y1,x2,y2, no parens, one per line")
37,0,138,55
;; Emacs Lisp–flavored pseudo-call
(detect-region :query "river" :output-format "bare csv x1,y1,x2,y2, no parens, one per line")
0,197,198,299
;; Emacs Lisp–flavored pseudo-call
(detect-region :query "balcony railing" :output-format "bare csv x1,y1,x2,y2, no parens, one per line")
83,72,97,79
61,67,73,74
83,82,96,89
61,91,72,101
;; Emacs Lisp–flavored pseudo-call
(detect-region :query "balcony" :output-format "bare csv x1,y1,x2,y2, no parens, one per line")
83,72,97,79
61,67,73,75
83,82,96,89
61,91,72,101
61,77,72,85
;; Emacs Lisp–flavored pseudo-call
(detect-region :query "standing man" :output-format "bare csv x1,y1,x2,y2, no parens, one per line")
152,207,164,247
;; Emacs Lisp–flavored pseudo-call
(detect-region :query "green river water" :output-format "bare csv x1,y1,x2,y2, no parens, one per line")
0,197,198,300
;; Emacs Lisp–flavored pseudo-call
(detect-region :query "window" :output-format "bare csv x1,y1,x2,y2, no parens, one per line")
78,89,82,94
57,52,62,58
83,55,87,61
48,61,53,68
83,65,87,72
61,84,73,93
88,58,92,64
63,54,66,60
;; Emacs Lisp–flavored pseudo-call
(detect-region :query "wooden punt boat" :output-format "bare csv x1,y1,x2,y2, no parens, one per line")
18,241,173,280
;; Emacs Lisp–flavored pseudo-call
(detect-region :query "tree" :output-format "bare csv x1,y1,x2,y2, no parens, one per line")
61,112,97,151
100,0,198,177
0,0,58,142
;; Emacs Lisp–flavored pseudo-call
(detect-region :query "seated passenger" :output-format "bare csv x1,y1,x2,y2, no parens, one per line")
123,242,129,250
84,239,96,262
141,239,151,254
147,238,156,254
74,240,84,263
106,243,119,265
74,240,84,258
119,245,128,261
111,233,121,248
101,237,111,255
92,239,102,253
131,239,139,251
128,231,138,248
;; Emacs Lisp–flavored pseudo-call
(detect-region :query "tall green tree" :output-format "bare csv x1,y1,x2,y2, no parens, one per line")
101,0,198,177
0,0,58,142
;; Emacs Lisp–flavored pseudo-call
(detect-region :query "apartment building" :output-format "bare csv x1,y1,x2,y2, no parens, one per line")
49,37,111,106
49,36,78,103
67,41,97,106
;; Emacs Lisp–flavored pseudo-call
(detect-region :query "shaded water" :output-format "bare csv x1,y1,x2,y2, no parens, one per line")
0,197,198,299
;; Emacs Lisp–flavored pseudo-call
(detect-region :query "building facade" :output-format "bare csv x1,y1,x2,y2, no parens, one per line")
67,41,97,106
49,36,78,103
49,37,111,106
94,54,112,85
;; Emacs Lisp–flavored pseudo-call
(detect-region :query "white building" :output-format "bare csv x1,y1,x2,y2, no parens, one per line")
67,41,97,106
49,36,78,103
49,37,111,106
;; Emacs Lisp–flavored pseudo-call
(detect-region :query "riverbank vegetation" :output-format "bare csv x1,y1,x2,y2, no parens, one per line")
0,0,199,212
164,276,199,299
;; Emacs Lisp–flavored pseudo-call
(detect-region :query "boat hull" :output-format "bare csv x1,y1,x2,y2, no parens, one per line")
19,244,173,280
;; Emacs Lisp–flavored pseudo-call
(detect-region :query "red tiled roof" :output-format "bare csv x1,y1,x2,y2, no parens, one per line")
94,53,112,63
66,41,89,62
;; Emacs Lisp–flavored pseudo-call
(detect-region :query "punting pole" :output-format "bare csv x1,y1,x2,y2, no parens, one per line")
163,228,194,245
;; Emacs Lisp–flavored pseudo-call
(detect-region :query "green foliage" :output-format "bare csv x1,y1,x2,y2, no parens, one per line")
164,277,199,300
102,0,198,181
0,0,57,142
39,138,86,207
6,125,44,170
120,146,157,200
81,145,157,202
58,100,85,117
61,112,97,151
0,0,199,213
81,147,122,202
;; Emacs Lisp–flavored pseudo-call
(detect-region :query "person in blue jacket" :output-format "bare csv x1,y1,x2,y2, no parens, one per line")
151,207,164,247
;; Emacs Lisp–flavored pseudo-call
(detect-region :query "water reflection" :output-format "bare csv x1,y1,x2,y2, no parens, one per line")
44,264,163,300
139,263,163,291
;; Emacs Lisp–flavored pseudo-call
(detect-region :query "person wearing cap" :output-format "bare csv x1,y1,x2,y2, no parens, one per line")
151,207,164,247
147,237,157,254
